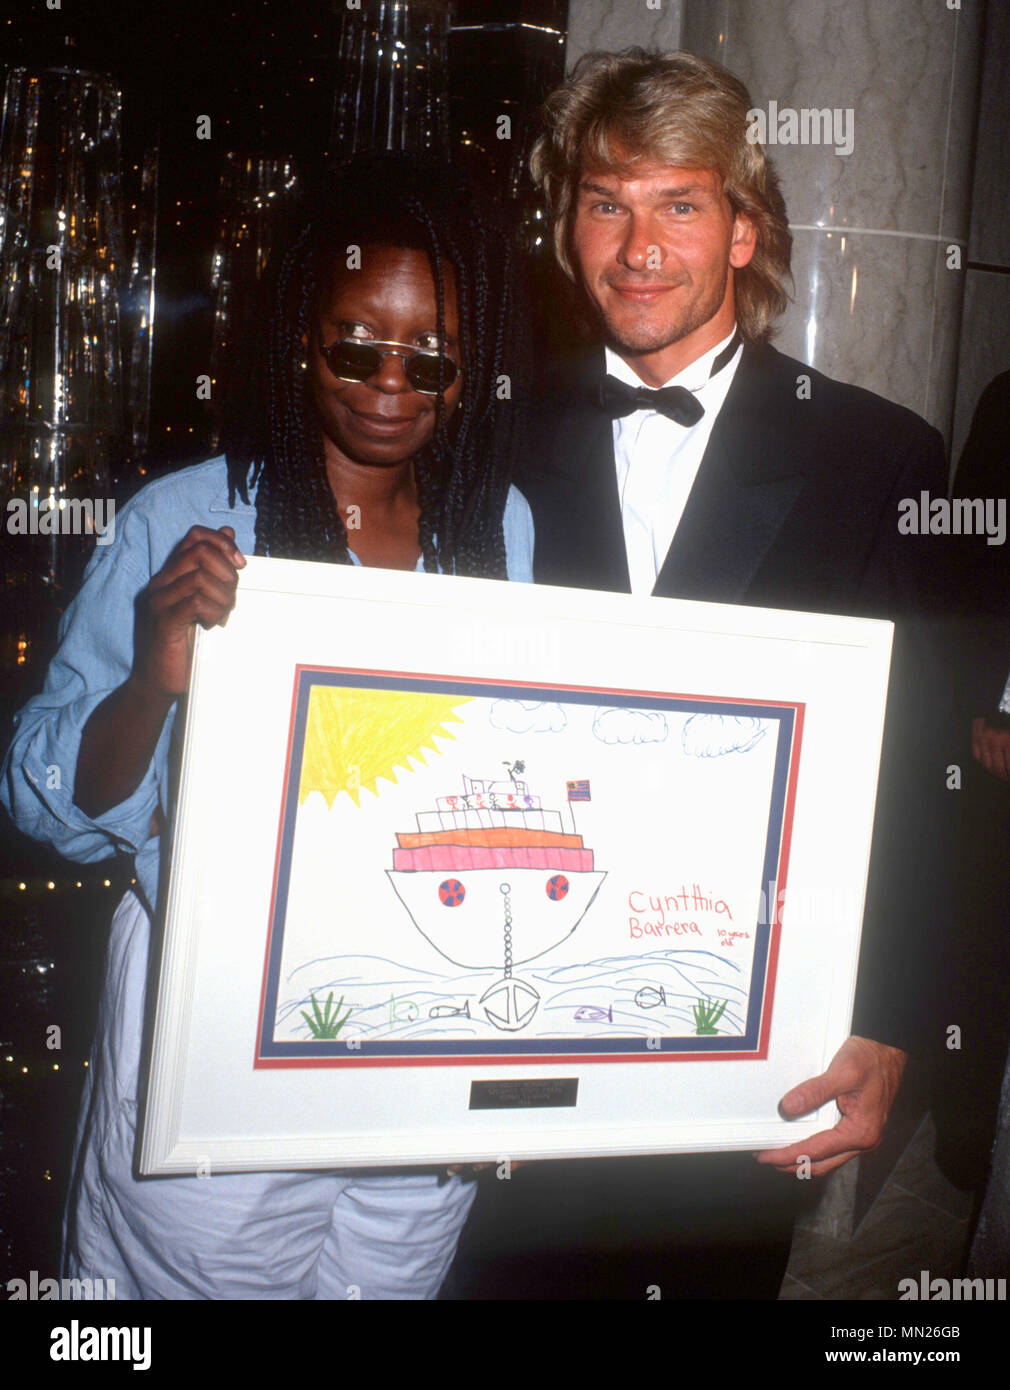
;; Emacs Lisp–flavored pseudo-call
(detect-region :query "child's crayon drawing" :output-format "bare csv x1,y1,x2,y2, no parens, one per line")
255,668,801,1067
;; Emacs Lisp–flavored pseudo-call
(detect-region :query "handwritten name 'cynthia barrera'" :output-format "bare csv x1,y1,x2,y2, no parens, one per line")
627,885,732,939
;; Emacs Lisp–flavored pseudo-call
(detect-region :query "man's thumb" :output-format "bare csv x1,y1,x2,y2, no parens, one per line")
779,1072,831,1118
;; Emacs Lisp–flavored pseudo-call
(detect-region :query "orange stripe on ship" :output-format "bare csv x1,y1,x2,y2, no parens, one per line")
397,827,584,850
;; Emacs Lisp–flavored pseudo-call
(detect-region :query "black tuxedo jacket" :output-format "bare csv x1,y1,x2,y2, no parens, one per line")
520,341,954,1053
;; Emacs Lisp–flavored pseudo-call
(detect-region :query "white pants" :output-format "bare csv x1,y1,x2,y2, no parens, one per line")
63,891,476,1299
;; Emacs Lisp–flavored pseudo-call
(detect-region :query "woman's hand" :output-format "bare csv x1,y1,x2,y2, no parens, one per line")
132,526,247,699
74,527,246,819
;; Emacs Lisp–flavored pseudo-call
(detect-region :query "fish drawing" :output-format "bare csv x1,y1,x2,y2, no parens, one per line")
634,985,668,1009
428,999,472,1020
574,1004,613,1023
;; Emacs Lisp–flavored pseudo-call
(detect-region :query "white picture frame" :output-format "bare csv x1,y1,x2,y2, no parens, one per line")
139,557,893,1174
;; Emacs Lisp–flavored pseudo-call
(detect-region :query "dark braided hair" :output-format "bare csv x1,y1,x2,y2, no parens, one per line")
222,157,530,579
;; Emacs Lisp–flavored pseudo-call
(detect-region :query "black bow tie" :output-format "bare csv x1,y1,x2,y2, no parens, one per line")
595,377,704,426
593,331,742,428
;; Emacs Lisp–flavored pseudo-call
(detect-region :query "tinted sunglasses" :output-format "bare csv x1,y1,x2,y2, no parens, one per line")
316,330,460,395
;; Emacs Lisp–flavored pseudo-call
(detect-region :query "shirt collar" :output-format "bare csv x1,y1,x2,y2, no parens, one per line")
604,324,739,393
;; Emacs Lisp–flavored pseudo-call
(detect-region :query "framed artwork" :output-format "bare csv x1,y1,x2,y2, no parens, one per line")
140,558,893,1173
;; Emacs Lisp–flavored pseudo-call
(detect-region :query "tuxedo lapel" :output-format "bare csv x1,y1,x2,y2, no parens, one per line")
529,352,631,593
653,344,806,603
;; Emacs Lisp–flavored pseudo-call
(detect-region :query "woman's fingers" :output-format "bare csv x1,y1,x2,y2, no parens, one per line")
134,527,247,697
145,564,239,627
147,527,245,596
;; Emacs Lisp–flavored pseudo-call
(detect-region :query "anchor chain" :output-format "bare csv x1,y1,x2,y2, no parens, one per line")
500,882,513,979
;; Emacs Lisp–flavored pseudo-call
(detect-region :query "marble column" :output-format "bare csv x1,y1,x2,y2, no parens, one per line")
565,0,684,67
682,0,984,445
951,0,1010,467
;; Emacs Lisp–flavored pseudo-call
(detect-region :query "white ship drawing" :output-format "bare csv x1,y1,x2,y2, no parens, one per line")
386,765,606,1030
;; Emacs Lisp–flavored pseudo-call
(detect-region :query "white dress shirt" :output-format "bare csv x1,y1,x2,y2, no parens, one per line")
606,326,743,596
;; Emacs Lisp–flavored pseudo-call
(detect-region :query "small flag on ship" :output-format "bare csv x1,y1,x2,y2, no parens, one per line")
566,779,591,801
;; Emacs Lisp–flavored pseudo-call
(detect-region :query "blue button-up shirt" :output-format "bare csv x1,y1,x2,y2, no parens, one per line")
1,457,534,912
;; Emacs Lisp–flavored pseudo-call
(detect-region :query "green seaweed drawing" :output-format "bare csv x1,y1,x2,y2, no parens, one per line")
693,997,728,1035
301,991,353,1039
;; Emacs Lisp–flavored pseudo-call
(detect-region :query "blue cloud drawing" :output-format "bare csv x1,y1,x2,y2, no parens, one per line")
489,700,567,734
681,714,766,757
592,707,669,745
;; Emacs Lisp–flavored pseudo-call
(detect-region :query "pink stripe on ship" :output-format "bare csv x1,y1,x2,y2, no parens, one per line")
391,847,594,872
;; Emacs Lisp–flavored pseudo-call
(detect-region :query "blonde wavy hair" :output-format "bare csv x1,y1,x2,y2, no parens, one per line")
530,49,793,344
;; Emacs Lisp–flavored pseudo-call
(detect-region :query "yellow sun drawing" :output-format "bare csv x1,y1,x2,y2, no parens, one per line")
298,686,471,807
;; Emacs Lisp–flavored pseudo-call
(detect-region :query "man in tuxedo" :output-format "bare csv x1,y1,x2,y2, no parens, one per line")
447,49,952,1301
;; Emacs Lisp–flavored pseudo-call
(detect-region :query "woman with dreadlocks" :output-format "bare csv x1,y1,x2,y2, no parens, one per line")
1,158,533,1299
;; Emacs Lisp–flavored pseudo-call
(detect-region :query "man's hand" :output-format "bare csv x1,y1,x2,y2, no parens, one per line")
971,715,1010,780
754,1035,906,1177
